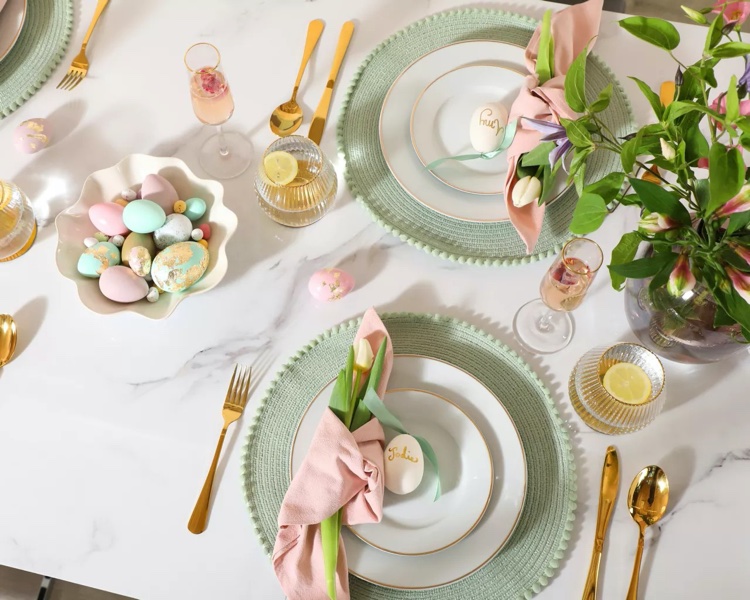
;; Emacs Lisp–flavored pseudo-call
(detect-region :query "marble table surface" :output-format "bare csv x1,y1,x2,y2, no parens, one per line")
2,0,749,598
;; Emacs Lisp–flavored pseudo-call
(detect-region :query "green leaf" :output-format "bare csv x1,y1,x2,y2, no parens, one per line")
679,66,703,101
561,118,593,148
620,130,642,173
721,247,750,271
589,83,613,113
521,141,556,167
684,124,710,163
629,77,664,119
609,232,642,290
365,338,388,394
350,400,372,431
728,211,750,235
539,164,554,204
574,160,587,196
714,304,736,328
708,144,744,215
711,42,750,58
736,117,750,135
681,5,707,24
564,45,589,113
706,13,724,50
619,16,680,51
726,75,740,123
695,178,710,210
321,512,340,600
629,178,692,225
536,10,554,84
667,100,725,123
570,192,607,234
328,371,349,423
584,171,626,203
609,251,680,278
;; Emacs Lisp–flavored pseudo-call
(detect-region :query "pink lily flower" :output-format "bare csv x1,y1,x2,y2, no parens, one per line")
726,266,750,303
714,184,750,218
729,242,750,267
638,212,678,233
709,95,750,131
667,254,697,297
712,1,750,25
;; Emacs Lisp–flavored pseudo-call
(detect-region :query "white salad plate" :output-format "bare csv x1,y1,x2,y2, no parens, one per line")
410,64,524,196
0,0,26,63
290,354,527,589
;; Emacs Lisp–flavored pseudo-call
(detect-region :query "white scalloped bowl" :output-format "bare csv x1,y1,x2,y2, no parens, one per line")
55,154,237,319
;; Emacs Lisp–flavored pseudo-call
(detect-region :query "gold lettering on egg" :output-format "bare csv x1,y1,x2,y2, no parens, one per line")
387,445,420,463
478,108,503,136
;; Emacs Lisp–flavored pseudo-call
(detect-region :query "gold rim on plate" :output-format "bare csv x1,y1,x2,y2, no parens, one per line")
0,0,28,63
288,353,528,589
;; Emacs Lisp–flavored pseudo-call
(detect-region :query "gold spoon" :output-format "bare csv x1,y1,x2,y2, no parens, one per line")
626,465,670,600
270,19,325,136
0,314,17,367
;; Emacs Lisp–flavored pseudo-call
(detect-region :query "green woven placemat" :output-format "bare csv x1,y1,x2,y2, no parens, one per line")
0,0,74,118
337,9,634,266
242,313,576,600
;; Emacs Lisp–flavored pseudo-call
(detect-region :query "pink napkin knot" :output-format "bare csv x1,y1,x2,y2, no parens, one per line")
504,0,604,253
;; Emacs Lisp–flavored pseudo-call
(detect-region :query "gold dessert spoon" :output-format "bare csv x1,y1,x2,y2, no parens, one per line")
626,465,670,600
270,19,325,136
0,314,17,367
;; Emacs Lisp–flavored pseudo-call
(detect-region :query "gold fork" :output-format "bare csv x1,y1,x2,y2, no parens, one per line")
56,0,110,91
188,364,252,534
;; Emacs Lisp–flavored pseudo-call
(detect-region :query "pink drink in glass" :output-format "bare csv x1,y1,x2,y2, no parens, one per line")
190,68,234,126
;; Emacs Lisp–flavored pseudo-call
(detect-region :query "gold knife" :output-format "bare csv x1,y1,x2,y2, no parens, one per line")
582,446,619,600
308,21,355,146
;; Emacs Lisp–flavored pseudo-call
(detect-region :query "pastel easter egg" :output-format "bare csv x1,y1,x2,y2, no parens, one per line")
153,213,192,250
120,188,136,201
140,174,179,212
88,202,129,236
121,231,156,266
128,246,152,277
151,241,209,293
469,102,509,153
198,223,211,240
77,242,121,278
184,197,207,221
384,434,424,495
13,118,50,154
122,199,166,234
308,268,355,302
146,287,160,303
83,237,98,248
99,266,150,303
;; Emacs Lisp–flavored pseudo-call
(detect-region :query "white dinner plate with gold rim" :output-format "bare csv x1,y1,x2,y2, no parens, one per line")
380,40,525,223
410,64,523,196
290,354,527,589
0,0,27,63
292,385,494,556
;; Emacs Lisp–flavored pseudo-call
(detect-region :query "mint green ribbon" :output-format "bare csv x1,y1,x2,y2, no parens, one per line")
425,119,518,171
363,388,442,501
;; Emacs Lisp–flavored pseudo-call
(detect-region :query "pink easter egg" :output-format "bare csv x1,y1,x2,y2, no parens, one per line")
308,268,355,302
88,202,129,236
198,223,211,240
99,266,149,303
13,118,50,154
140,173,179,212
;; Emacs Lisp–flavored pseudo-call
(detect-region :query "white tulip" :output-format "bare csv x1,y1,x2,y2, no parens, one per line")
512,175,542,208
660,138,676,162
353,339,374,372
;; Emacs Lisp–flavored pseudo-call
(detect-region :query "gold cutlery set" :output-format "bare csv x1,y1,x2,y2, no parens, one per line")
57,0,110,90
583,447,670,600
269,19,355,146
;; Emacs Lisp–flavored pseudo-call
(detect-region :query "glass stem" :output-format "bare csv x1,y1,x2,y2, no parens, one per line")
216,125,229,157
537,309,555,333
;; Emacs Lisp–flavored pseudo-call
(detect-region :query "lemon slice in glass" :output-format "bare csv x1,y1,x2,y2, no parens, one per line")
263,151,298,185
602,363,652,405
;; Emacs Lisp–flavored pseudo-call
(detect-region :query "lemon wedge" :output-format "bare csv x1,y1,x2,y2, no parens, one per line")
602,363,652,405
263,151,298,185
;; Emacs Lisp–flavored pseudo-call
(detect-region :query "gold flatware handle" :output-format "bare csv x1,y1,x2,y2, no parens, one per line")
626,526,646,600
581,546,602,600
308,20,355,145
188,426,228,534
292,19,325,101
82,0,110,49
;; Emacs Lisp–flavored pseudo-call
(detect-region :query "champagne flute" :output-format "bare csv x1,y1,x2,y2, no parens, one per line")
184,43,253,179
513,238,603,353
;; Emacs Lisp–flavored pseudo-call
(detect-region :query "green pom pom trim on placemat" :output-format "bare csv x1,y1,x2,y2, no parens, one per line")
242,312,576,600
336,9,634,266
0,0,74,118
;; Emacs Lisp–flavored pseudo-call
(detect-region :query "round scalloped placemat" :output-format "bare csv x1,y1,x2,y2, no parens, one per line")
337,9,633,266
242,312,576,599
0,0,73,118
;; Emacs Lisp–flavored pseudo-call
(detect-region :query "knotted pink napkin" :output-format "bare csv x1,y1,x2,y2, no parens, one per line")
504,0,604,253
273,308,393,600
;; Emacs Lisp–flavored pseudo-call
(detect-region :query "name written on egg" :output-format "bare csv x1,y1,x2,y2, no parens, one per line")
478,108,504,136
387,445,420,463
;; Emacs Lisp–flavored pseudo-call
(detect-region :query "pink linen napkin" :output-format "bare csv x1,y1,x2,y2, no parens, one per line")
273,308,393,600
504,0,604,253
